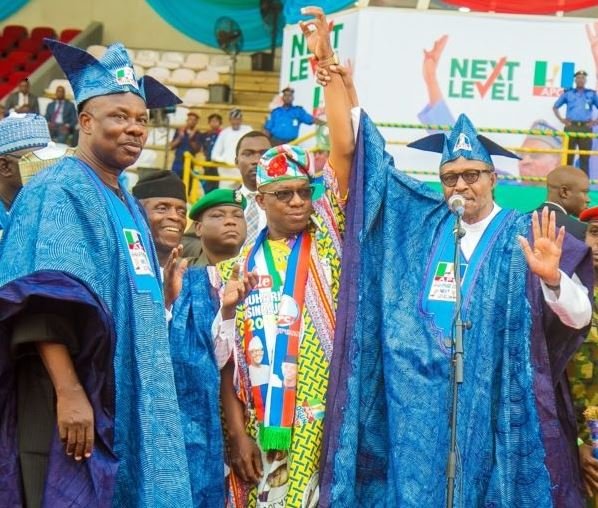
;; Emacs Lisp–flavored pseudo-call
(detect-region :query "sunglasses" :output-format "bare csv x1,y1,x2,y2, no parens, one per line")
439,169,493,188
260,185,315,203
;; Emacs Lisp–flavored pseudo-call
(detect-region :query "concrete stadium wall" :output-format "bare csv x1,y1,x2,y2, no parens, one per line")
3,0,216,52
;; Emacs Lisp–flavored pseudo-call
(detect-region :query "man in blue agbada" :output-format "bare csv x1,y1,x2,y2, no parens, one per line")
0,40,193,507
312,41,593,505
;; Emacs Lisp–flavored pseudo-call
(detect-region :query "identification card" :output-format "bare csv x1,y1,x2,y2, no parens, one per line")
428,261,467,302
123,228,154,276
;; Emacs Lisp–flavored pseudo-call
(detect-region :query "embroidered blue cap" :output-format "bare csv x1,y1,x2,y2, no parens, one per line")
408,113,520,167
0,113,50,155
44,39,181,109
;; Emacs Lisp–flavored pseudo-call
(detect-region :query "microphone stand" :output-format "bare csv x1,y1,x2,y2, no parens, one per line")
446,209,469,508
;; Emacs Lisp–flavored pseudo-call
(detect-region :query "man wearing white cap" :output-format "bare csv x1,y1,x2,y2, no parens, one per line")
0,113,51,232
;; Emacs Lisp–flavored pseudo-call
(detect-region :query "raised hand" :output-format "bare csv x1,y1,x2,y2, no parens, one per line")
422,35,448,105
316,60,352,87
299,6,333,61
518,207,564,287
221,263,258,319
163,244,188,310
423,35,448,85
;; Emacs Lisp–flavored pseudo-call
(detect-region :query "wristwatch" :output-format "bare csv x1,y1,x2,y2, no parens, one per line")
318,53,339,67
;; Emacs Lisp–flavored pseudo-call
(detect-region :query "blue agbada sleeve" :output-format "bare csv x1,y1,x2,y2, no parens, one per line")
320,112,587,508
0,158,193,508
0,272,118,508
169,267,225,507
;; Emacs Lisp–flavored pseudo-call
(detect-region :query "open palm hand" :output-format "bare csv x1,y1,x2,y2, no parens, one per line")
518,207,564,286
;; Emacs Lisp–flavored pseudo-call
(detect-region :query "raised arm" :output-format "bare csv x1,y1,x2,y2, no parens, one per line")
301,7,355,197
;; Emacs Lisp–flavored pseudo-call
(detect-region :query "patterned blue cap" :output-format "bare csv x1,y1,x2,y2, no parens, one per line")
0,113,50,155
45,39,181,108
408,113,520,167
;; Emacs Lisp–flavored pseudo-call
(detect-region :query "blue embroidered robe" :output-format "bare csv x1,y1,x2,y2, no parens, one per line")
0,157,193,507
320,113,593,507
169,266,225,507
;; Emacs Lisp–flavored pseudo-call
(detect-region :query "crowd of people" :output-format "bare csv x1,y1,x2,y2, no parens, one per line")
168,84,323,192
0,6,597,508
2,78,78,146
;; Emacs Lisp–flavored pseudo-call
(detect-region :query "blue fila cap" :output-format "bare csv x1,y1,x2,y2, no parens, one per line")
44,38,181,109
408,113,520,167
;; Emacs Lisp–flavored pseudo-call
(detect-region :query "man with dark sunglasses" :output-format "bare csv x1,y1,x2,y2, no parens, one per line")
209,9,359,505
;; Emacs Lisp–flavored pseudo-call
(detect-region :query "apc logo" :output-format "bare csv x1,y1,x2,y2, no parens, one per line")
447,57,520,101
533,61,576,97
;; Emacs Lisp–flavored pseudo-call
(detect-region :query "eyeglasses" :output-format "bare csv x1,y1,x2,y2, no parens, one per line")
260,186,315,203
439,169,493,187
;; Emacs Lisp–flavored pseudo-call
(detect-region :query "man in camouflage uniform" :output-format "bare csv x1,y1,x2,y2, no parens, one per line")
571,206,598,503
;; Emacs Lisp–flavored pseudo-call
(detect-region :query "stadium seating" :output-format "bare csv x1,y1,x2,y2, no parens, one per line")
37,96,52,116
0,60,18,78
168,106,190,125
165,84,180,97
0,25,82,100
183,53,209,71
8,71,29,85
59,29,81,42
180,88,209,107
0,31,278,133
168,68,195,86
159,51,185,70
208,54,231,73
0,82,14,100
30,27,57,41
7,50,34,68
135,148,159,168
86,44,107,58
17,38,43,53
134,49,160,68
44,79,75,99
146,66,171,82
193,69,220,87
3,25,27,42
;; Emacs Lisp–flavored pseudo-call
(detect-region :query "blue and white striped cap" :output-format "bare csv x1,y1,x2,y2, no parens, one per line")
0,113,50,156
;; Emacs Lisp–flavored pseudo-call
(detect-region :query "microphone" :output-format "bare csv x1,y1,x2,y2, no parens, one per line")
448,195,465,216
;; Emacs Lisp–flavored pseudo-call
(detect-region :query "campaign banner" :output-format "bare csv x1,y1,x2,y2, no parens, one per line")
279,8,359,150
280,7,598,179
